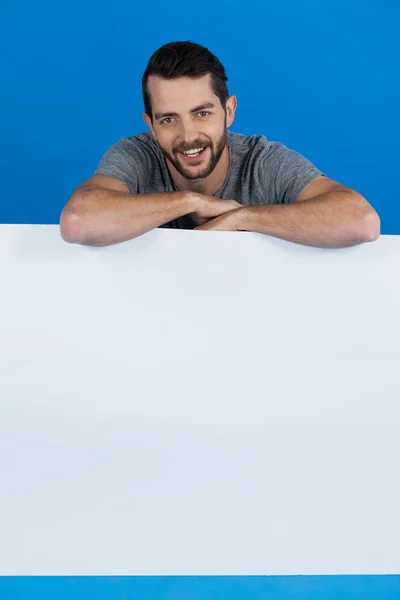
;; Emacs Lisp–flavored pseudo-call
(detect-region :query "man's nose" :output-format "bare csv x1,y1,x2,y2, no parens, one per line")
178,121,199,144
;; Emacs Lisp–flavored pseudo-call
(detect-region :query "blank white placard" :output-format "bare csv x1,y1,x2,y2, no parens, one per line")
0,225,399,575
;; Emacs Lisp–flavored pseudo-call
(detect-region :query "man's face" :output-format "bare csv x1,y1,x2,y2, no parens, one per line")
144,74,235,180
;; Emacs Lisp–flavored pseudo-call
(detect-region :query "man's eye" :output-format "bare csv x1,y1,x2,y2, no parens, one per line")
161,118,174,125
197,111,210,117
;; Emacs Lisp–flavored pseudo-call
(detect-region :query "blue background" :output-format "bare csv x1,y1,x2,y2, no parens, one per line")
1,0,399,231
1,576,400,600
1,0,399,596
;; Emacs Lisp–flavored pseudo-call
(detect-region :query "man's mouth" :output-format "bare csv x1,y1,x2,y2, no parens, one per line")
178,146,209,162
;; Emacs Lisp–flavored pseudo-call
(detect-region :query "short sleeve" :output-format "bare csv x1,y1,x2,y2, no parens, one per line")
94,137,150,193
259,142,325,204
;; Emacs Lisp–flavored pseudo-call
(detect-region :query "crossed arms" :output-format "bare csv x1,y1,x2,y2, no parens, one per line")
60,174,380,249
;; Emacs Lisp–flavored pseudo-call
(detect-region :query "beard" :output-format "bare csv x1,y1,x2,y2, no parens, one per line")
160,127,228,181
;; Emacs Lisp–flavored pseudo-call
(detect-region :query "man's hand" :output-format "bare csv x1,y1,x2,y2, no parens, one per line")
194,207,244,231
189,193,243,226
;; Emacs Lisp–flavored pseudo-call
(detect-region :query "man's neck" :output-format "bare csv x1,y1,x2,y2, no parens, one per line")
167,144,230,197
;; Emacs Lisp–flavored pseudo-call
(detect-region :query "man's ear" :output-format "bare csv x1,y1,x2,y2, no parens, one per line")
225,95,237,129
142,112,156,138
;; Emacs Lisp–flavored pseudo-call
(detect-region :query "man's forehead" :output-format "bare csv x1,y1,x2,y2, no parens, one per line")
147,73,216,106
147,73,213,90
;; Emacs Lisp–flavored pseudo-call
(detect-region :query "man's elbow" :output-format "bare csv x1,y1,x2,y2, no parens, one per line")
347,189,380,244
60,207,87,244
359,207,381,243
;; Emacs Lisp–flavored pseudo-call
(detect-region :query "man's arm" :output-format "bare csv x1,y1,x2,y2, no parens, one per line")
195,176,381,249
60,175,195,246
60,174,241,246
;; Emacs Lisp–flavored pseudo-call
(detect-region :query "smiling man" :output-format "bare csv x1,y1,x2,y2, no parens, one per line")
60,41,380,248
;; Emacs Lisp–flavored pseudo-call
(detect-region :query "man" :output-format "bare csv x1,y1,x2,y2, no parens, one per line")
60,41,380,249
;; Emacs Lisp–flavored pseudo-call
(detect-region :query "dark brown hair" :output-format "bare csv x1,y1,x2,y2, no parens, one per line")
142,41,229,119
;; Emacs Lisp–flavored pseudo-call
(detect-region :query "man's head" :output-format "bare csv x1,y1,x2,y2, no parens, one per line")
142,41,237,181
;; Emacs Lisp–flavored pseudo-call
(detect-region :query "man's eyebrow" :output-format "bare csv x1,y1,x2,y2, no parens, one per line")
154,102,216,121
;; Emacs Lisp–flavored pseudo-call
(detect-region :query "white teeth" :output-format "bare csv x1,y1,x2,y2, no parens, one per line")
183,147,204,155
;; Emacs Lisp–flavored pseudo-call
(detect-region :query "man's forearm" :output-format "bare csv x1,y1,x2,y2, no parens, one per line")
60,187,194,246
237,189,380,248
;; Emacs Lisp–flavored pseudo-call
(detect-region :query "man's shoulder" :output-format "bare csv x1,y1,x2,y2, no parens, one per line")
110,131,159,154
228,129,267,147
227,130,281,156
99,132,164,174
227,130,291,171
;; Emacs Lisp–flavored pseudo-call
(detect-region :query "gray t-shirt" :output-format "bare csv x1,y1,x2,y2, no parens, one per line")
94,130,324,229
